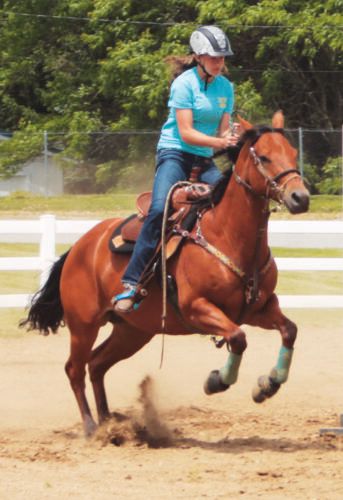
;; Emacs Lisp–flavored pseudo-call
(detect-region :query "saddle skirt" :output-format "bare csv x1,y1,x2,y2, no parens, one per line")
109,183,212,256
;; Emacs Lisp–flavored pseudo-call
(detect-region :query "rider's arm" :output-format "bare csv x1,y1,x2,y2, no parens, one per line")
218,112,231,137
176,109,237,149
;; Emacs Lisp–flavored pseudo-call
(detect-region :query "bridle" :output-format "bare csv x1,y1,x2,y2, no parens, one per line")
233,134,301,204
160,128,304,335
193,129,302,327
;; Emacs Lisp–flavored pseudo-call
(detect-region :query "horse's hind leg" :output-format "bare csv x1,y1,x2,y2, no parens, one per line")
248,293,297,403
89,322,154,424
65,319,100,436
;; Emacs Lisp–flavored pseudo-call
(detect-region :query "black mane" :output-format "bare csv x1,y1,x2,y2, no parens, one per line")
211,168,233,205
211,125,285,205
240,125,284,146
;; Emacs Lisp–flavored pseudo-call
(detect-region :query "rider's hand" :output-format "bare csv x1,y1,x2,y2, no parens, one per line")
217,122,241,149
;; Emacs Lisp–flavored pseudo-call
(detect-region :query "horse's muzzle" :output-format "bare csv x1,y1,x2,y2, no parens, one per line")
284,187,310,214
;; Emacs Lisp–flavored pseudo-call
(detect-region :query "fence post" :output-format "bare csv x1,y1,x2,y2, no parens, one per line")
39,214,56,287
298,127,304,177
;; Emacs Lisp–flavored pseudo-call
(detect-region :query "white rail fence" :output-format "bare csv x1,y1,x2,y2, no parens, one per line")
0,215,342,309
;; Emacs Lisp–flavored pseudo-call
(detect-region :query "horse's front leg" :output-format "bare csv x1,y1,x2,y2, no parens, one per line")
248,293,297,403
183,297,247,395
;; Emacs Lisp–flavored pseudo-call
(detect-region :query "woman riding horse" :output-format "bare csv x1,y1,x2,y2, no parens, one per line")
21,111,310,436
114,25,239,313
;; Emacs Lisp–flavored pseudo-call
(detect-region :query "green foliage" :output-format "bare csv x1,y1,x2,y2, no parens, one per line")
94,133,157,192
0,126,43,177
110,160,155,191
303,162,321,194
0,0,341,191
234,79,269,122
316,157,343,194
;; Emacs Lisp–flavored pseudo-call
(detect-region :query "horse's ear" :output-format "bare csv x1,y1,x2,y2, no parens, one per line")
272,110,284,129
237,114,253,131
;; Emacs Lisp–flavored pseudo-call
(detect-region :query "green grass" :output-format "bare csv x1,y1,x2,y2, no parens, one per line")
0,192,341,219
0,271,39,294
0,192,136,218
0,244,70,294
2,244,340,259
0,243,70,257
276,271,343,295
272,247,343,257
273,248,343,295
309,195,342,214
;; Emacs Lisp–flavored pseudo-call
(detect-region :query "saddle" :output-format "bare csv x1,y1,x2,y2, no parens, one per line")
109,183,212,256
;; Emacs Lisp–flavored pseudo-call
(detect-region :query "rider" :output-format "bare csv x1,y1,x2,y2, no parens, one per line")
113,25,239,313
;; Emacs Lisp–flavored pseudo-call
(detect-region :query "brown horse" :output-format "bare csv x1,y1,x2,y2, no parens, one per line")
21,111,310,436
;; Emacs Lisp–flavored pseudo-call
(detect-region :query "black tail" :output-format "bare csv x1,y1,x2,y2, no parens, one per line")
19,250,70,335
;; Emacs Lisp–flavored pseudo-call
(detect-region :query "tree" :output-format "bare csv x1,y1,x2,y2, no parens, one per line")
0,0,341,190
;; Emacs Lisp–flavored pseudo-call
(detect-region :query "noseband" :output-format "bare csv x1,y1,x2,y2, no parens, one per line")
234,133,301,203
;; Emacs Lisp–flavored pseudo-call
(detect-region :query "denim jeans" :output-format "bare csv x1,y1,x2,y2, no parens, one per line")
122,148,223,286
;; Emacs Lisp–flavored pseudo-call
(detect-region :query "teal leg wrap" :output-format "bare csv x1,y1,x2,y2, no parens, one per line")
270,345,294,384
219,352,242,386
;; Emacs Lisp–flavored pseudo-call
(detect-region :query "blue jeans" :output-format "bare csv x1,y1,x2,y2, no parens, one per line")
122,149,223,286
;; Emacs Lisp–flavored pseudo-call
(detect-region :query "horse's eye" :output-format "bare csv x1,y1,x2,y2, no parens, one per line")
259,155,271,163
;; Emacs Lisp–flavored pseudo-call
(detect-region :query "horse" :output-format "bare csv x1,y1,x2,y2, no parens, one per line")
21,111,310,436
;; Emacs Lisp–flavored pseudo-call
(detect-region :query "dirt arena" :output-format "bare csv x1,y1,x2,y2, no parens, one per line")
1,310,342,499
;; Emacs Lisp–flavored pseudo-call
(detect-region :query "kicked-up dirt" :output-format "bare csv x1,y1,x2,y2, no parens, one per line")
0,311,342,499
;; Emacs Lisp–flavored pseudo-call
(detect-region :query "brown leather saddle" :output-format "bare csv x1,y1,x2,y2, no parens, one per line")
109,183,212,256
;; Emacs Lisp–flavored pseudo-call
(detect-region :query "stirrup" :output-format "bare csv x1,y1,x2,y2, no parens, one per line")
112,286,140,313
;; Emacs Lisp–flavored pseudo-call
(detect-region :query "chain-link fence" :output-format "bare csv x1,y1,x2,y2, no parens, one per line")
0,128,342,196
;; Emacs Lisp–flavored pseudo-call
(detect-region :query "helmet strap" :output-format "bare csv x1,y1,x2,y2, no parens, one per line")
197,61,213,91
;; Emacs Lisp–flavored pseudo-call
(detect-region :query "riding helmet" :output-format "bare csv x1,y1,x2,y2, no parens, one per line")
189,26,233,57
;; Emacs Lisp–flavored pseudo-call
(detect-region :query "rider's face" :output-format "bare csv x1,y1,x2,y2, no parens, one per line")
197,55,225,77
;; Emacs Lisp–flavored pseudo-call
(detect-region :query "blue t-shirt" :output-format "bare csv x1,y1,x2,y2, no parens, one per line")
157,67,234,158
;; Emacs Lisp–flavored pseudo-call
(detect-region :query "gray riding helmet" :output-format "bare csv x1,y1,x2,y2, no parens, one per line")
189,25,234,57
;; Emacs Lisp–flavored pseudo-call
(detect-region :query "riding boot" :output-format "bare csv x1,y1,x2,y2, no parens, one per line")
112,283,139,313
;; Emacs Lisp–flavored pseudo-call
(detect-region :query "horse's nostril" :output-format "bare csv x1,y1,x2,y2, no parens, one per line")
292,192,301,204
292,190,307,202
290,190,309,212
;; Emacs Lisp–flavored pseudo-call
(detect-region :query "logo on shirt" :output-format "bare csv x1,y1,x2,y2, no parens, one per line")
217,97,227,109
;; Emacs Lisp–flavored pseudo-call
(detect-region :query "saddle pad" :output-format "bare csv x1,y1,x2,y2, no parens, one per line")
109,214,137,254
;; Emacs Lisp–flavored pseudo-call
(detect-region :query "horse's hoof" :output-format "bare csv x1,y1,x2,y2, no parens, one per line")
204,369,230,395
252,385,267,403
252,375,281,403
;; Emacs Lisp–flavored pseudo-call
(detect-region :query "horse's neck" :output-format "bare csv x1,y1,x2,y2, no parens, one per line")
209,170,269,265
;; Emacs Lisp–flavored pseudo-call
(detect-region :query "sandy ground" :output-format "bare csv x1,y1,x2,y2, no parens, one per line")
0,311,343,500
